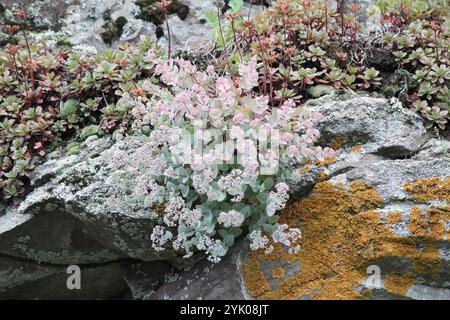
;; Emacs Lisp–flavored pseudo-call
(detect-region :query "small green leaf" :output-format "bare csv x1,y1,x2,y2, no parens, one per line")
223,234,235,247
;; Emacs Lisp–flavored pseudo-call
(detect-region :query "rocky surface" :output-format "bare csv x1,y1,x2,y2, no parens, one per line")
0,135,184,299
149,241,249,300
0,0,376,51
240,152,450,300
147,94,450,300
1,0,447,302
0,0,266,52
1,92,449,299
0,256,169,299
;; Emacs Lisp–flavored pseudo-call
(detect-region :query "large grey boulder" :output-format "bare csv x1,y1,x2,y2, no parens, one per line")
0,135,181,265
0,135,178,299
239,97,449,300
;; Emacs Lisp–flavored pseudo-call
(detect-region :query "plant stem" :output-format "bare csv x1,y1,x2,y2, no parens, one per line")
217,0,234,76
165,14,172,63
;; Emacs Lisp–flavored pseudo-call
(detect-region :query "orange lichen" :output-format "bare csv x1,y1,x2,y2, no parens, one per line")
242,180,448,300
411,243,442,274
384,273,415,296
330,135,345,150
386,212,403,224
319,172,329,180
407,206,449,241
403,177,450,202
316,156,337,167
272,267,285,279
350,145,362,153
152,203,166,215
297,165,311,174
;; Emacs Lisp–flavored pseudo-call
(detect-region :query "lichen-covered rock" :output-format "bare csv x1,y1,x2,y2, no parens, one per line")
0,134,181,298
237,96,449,300
0,0,78,31
288,94,429,197
242,168,449,300
1,92,447,299
239,96,449,300
306,95,428,158
147,95,449,300
1,135,184,265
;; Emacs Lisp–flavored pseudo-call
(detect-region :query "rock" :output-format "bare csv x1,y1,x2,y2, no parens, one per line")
242,156,450,300
149,240,249,300
289,94,428,197
1,135,186,265
163,0,265,52
306,95,428,158
239,96,449,300
412,139,450,161
0,0,215,52
0,134,181,298
167,6,214,52
0,0,78,31
1,0,267,53
62,0,154,52
0,255,170,299
123,261,170,299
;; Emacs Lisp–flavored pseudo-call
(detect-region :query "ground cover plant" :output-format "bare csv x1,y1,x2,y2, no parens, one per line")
0,0,448,263
209,0,449,129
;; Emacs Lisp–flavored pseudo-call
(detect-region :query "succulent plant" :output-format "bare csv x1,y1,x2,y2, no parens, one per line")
371,0,449,130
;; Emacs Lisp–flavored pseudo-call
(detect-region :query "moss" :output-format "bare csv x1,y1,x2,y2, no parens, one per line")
136,0,190,25
115,16,128,32
382,85,395,98
242,180,449,300
382,68,417,100
100,16,128,45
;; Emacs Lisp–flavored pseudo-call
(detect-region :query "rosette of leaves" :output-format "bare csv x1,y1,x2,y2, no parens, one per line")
210,0,384,106
110,57,334,263
0,33,165,201
370,0,449,130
